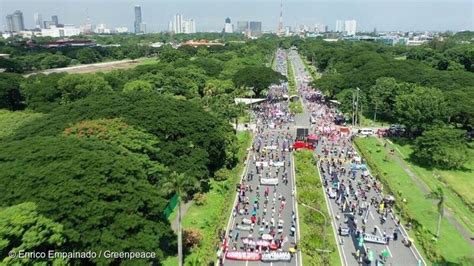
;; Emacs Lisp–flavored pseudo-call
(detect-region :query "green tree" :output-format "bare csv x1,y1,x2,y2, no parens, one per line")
394,86,449,135
0,136,175,264
0,73,24,110
413,127,469,169
20,73,66,111
232,66,285,96
426,187,445,239
123,80,153,93
162,172,198,266
75,48,101,64
57,73,112,103
0,202,67,265
39,54,71,69
368,77,410,122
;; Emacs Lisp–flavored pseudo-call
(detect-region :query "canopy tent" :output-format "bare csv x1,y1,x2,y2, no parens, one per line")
288,95,299,102
234,98,267,105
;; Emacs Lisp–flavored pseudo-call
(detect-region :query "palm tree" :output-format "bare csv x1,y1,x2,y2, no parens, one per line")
427,187,445,239
203,82,216,107
163,172,197,266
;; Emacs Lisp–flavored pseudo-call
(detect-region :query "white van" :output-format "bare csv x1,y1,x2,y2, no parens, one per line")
359,128,375,136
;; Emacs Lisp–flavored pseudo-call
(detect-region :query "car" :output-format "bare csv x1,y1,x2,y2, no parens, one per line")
358,128,375,135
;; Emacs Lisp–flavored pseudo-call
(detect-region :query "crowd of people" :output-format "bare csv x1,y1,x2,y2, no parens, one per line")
221,49,298,264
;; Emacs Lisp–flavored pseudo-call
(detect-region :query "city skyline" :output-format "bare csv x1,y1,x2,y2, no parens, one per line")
1,0,472,33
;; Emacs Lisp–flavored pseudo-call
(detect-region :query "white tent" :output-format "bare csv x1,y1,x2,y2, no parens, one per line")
234,98,267,105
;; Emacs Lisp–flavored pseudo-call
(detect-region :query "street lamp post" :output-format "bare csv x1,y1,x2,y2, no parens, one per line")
301,202,330,259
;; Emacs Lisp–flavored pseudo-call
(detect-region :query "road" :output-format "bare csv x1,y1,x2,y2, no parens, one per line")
222,49,300,265
289,49,426,266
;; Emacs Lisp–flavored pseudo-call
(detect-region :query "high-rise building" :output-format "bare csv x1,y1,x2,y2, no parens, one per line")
170,14,195,34
314,23,325,33
236,21,249,34
34,13,43,29
7,11,25,32
344,20,357,36
173,14,183,33
249,21,262,37
335,20,344,33
183,19,196,34
43,21,55,29
134,5,143,33
51,15,59,26
6,15,14,32
224,17,233,33
139,23,147,34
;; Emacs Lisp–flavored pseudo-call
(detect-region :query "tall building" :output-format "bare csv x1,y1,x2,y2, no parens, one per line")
41,25,80,37
344,20,357,36
335,20,344,33
236,21,249,34
183,19,196,34
139,22,147,34
173,14,183,33
170,14,195,34
224,17,233,33
9,11,25,32
5,15,13,32
51,15,59,26
249,21,262,37
43,21,55,29
314,23,325,33
134,5,143,33
34,13,43,29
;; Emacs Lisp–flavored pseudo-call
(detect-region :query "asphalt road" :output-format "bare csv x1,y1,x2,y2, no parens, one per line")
223,49,300,266
289,49,426,266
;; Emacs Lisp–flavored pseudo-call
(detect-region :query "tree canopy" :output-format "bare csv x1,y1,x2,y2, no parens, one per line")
413,127,469,169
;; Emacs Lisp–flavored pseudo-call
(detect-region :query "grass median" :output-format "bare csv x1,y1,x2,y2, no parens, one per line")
162,131,252,266
354,137,473,264
287,57,303,114
294,150,341,266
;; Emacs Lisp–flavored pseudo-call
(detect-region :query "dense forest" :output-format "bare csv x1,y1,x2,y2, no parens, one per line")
0,36,284,264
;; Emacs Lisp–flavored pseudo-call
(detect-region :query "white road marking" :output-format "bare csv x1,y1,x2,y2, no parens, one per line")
386,245,393,258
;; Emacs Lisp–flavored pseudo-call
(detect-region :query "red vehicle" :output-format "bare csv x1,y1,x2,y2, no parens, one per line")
293,133,318,150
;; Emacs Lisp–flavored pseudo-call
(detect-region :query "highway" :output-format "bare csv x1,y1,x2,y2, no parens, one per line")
288,48,426,266
222,49,300,265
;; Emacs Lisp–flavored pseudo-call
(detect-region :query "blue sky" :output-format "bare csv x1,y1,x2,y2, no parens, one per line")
1,0,473,32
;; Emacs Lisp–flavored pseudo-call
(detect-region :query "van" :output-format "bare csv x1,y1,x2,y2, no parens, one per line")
359,128,375,136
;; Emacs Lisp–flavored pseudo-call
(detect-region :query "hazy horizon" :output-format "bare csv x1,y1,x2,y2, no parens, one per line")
1,0,473,33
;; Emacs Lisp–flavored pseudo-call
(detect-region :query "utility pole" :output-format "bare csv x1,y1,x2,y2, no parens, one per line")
355,87,360,127
352,91,355,127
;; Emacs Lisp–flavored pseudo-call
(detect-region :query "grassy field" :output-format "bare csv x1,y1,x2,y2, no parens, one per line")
287,57,303,114
354,137,473,264
294,150,341,266
162,132,252,266
387,139,474,232
0,110,44,139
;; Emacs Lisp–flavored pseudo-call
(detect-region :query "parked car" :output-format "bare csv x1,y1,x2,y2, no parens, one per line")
358,128,375,135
